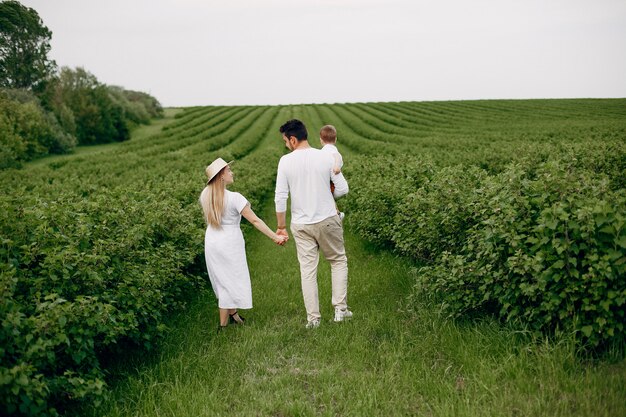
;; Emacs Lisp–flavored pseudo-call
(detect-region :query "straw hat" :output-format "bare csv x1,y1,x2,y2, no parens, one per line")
205,157,233,184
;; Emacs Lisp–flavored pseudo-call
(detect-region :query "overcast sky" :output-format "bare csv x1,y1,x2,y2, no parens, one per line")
20,0,626,107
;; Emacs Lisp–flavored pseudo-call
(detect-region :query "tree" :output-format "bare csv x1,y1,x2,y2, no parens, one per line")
0,88,76,168
48,67,129,145
0,0,56,91
122,88,164,119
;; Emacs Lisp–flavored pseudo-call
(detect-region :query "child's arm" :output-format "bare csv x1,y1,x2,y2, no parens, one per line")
333,153,341,175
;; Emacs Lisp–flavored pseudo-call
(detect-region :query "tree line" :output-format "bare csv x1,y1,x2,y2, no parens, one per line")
0,0,163,169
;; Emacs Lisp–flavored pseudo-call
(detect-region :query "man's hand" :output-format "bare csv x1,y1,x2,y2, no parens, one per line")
272,233,288,246
275,228,289,246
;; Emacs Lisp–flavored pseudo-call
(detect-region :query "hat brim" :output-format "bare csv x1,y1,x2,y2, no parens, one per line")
206,159,235,184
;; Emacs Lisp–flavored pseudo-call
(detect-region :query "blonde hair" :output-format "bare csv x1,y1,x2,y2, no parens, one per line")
200,167,226,228
320,125,337,144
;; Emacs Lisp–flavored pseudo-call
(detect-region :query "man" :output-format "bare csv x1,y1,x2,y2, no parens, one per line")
275,119,352,329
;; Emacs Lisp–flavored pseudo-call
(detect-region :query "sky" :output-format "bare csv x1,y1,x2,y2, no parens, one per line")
20,0,626,107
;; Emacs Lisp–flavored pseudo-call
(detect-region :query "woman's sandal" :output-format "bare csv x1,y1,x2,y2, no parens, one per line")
229,311,245,325
217,324,228,334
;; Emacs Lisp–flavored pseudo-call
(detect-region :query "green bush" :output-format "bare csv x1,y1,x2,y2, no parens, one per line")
414,161,626,347
0,90,76,168
343,154,434,248
392,165,487,261
120,88,163,119
0,113,26,168
107,86,150,127
0,188,204,415
0,276,117,416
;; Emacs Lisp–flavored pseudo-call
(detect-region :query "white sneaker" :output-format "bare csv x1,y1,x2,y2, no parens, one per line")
339,212,345,221
306,319,321,329
334,308,353,322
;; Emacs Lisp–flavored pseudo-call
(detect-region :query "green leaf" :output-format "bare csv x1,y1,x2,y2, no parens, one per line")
581,325,593,337
16,374,28,386
545,219,558,230
599,225,615,235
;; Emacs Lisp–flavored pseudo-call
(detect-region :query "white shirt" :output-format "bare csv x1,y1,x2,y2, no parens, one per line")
275,147,349,225
321,143,343,169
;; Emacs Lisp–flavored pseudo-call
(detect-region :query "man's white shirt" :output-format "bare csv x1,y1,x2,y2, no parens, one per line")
275,147,349,225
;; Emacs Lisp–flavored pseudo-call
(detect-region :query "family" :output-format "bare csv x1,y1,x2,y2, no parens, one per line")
199,119,351,332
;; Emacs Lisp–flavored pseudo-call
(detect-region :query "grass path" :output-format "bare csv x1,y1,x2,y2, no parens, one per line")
86,200,625,417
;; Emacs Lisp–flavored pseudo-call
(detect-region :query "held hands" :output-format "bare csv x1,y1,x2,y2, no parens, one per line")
273,234,288,245
273,228,289,246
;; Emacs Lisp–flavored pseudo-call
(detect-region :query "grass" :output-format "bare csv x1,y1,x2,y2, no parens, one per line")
83,202,626,417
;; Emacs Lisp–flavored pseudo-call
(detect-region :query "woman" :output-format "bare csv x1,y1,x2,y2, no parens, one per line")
199,157,287,332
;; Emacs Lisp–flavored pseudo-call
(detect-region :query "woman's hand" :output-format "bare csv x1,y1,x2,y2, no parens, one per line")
241,204,289,246
273,233,288,246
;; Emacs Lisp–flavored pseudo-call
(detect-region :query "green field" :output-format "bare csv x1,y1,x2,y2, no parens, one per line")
1,99,625,416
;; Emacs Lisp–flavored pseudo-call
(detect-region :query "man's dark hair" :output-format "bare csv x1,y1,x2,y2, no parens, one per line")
279,119,308,141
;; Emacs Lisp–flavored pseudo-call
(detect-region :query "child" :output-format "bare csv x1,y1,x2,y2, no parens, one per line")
319,124,345,221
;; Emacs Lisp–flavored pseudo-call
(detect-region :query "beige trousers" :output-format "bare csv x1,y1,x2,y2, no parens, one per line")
291,215,348,322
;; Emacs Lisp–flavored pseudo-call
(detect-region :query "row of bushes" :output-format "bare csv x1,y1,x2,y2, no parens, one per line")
0,105,283,416
343,143,626,348
0,67,163,169
0,185,204,416
1,188,202,415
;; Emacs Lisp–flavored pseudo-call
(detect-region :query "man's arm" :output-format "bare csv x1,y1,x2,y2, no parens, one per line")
276,211,287,236
331,171,349,199
275,160,289,234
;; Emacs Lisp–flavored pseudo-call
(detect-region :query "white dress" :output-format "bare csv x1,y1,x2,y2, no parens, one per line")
202,189,252,309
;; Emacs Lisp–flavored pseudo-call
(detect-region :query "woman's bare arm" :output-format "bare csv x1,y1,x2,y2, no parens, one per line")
241,204,287,245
